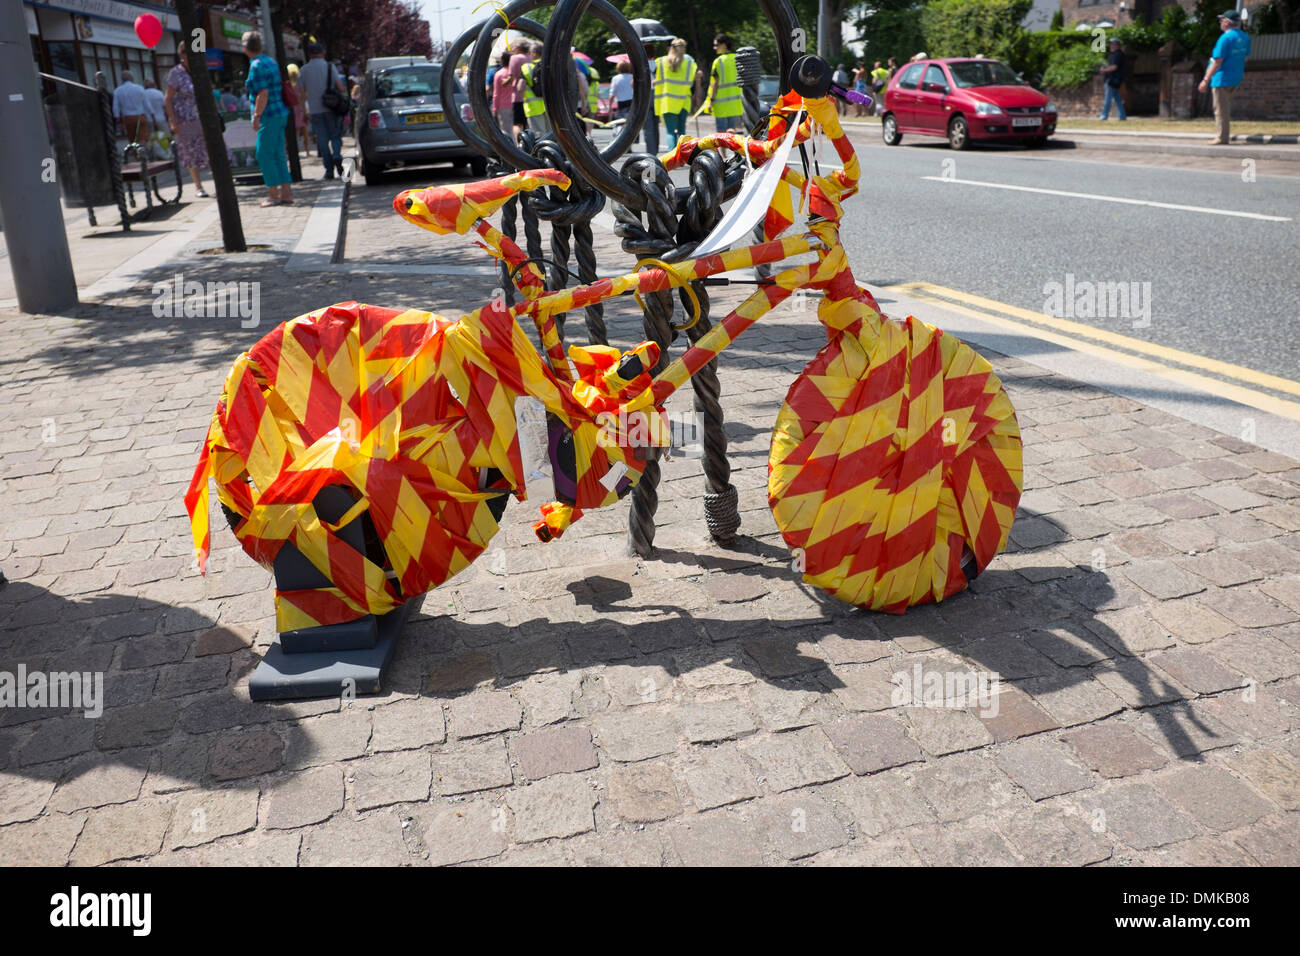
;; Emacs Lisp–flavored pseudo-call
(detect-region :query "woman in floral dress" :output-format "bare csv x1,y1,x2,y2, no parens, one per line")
164,43,210,197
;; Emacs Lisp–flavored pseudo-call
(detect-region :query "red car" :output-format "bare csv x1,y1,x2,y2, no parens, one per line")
880,58,1058,150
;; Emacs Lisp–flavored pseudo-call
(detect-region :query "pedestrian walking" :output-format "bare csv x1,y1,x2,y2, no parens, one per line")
509,41,531,138
113,71,149,143
1200,9,1252,145
299,42,348,179
832,63,851,116
707,33,743,134
491,50,515,135
887,57,899,77
1098,38,1128,121
586,64,601,123
611,59,634,121
143,77,167,132
287,62,310,153
164,44,209,197
242,31,293,206
520,44,551,136
852,62,869,117
870,61,890,116
656,38,699,149
640,41,660,154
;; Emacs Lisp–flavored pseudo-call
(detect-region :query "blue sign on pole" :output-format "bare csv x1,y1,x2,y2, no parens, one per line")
206,48,224,69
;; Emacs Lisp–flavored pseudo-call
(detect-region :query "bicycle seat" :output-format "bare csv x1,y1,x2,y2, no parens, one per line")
394,168,571,236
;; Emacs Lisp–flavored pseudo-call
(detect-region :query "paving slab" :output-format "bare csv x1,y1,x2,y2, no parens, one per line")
2,154,1296,867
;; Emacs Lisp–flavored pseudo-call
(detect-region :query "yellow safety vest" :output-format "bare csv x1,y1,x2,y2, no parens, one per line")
655,55,696,116
710,53,742,119
587,66,599,114
522,61,545,117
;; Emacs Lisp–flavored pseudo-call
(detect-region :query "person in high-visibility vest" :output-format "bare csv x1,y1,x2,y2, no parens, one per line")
586,64,600,118
655,38,700,150
519,45,550,135
705,33,743,134
869,61,891,117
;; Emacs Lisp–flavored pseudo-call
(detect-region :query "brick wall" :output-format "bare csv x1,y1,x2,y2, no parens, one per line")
1053,62,1300,120
1058,0,1196,27
1172,63,1300,120
1050,75,1107,115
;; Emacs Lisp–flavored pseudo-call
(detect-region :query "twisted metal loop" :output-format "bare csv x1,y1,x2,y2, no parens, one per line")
515,134,608,344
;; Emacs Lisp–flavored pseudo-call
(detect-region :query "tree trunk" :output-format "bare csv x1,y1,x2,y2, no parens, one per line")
176,0,245,251
827,1,847,64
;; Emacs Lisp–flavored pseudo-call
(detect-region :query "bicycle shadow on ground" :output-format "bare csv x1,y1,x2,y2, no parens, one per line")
391,505,1226,763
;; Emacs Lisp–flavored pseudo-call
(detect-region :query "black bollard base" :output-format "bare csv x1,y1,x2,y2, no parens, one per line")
243,483,416,701
248,600,413,701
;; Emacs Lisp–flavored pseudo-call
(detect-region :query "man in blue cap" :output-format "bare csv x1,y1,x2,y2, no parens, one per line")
1198,9,1252,145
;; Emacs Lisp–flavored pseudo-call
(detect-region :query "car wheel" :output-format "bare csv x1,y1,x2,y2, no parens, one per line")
882,114,902,146
362,156,385,186
469,156,488,177
947,115,970,151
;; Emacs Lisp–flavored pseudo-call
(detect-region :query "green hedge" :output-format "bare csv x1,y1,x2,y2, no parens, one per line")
1042,43,1106,90
920,0,1034,64
1019,29,1095,79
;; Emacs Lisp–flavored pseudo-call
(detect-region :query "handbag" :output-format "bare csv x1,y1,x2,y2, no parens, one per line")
322,63,349,117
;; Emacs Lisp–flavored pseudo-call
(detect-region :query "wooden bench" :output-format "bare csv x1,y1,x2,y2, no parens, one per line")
119,148,182,218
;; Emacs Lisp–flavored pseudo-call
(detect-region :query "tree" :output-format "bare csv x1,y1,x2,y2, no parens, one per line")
854,1,929,65
226,0,433,72
1252,0,1300,33
920,0,1032,63
176,0,245,251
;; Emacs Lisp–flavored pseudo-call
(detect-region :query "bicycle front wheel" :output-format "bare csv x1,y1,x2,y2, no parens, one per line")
768,313,1022,613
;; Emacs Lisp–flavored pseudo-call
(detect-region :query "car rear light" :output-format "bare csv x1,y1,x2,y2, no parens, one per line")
461,104,474,122
368,110,386,129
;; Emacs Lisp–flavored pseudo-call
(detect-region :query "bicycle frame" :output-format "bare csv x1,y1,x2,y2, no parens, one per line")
389,93,871,530
188,86,1022,631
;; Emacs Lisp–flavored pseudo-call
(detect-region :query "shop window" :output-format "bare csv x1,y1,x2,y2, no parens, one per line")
46,41,80,83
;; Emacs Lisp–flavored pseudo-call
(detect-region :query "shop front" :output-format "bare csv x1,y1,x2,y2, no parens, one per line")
26,0,182,90
205,7,304,94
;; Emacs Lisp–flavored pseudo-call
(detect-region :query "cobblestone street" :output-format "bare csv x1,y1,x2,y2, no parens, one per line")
1,164,1298,867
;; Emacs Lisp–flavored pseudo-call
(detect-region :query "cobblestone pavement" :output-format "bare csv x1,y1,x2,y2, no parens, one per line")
1,165,1298,867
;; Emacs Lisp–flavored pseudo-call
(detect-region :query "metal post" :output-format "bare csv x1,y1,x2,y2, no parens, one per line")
259,0,277,61
0,1,78,313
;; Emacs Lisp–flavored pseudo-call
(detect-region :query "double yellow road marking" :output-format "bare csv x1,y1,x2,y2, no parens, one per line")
891,281,1300,424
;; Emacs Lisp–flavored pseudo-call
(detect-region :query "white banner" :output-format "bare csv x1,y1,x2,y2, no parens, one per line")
692,110,804,258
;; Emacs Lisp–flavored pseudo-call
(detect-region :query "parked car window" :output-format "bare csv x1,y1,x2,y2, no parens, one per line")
897,63,923,91
374,67,463,98
758,76,780,99
948,60,1023,88
923,65,948,92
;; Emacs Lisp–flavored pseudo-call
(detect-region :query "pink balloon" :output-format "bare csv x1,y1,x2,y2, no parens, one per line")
134,14,163,49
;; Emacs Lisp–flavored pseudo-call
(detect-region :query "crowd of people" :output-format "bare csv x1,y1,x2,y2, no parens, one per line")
469,31,749,155
109,32,359,208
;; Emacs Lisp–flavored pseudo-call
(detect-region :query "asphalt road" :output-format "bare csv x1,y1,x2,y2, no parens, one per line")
349,126,1300,385
835,131,1300,384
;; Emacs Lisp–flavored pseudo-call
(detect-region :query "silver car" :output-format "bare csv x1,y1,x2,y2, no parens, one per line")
356,61,487,185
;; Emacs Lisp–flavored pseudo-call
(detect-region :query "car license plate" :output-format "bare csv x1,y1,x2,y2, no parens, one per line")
404,112,444,125
1012,116,1041,127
